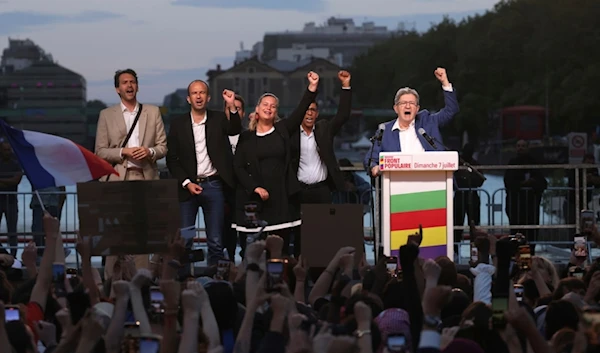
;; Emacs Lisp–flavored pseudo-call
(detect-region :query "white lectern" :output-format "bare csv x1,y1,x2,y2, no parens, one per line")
379,152,459,260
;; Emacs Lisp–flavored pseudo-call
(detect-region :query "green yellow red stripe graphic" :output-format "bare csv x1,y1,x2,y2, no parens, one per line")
389,189,447,259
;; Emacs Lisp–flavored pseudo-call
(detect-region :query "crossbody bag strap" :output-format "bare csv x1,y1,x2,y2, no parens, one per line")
121,103,143,148
104,104,144,182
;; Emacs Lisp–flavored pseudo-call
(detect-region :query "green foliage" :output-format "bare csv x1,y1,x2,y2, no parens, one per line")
86,100,107,109
350,0,600,137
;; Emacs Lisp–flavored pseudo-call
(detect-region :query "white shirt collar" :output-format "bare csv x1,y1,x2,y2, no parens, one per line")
190,111,208,125
120,102,139,113
300,125,315,136
392,119,415,132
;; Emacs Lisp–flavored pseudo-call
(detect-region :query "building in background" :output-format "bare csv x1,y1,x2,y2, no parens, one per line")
0,38,87,145
206,57,341,112
236,17,399,68
1,38,53,74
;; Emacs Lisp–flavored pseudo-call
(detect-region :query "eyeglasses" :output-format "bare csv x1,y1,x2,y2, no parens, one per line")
306,107,318,112
397,101,417,107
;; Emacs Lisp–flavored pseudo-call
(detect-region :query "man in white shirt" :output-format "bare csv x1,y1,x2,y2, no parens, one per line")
95,69,167,182
289,70,353,256
364,67,459,176
166,80,241,266
95,68,167,278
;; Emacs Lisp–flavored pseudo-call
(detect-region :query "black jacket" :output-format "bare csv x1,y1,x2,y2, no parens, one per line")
166,109,241,201
289,87,352,191
233,88,317,197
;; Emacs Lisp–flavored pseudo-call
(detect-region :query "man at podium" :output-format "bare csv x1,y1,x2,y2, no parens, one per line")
364,67,459,177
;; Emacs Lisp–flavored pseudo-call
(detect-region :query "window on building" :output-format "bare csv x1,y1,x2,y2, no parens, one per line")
262,78,268,87
248,67,255,74
248,78,255,94
235,77,240,86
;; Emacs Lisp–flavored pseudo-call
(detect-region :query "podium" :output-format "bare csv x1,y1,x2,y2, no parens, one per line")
379,152,459,260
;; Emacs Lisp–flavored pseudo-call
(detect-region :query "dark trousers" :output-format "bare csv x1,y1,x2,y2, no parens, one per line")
223,186,238,261
179,178,226,266
453,191,481,243
295,181,332,257
32,205,60,257
506,193,541,245
0,196,18,256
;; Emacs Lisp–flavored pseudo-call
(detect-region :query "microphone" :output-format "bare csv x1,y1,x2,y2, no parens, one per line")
418,128,438,150
370,123,385,143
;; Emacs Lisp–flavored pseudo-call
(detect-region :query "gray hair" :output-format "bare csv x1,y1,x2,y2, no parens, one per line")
393,87,419,105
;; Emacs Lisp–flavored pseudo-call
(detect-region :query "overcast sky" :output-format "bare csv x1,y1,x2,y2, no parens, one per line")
0,0,498,104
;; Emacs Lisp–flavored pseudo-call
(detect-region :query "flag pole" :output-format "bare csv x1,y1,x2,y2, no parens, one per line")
34,190,47,214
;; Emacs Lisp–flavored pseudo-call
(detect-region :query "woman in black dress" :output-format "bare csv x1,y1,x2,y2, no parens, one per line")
233,71,320,254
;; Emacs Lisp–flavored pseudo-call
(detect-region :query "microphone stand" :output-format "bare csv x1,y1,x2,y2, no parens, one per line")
430,136,486,248
366,133,383,262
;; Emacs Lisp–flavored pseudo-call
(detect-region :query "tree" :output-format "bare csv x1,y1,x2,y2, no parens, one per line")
86,100,108,109
350,0,600,137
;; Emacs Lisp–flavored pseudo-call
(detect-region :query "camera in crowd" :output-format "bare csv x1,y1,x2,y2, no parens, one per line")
244,201,260,227
244,202,268,245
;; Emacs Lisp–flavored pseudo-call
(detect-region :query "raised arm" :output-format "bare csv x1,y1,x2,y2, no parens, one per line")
223,89,242,136
30,214,59,311
281,71,319,134
429,68,459,127
329,70,353,135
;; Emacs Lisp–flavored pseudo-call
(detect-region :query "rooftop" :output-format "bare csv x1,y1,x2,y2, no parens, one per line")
265,16,395,35
0,60,85,81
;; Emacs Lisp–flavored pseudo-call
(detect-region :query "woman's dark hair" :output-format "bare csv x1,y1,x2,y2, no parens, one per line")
381,278,407,310
461,301,492,329
552,277,587,300
545,300,580,340
455,325,509,353
441,289,471,320
343,293,383,319
5,321,35,353
205,282,239,330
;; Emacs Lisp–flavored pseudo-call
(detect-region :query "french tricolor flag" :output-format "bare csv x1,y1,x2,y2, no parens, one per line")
0,119,118,190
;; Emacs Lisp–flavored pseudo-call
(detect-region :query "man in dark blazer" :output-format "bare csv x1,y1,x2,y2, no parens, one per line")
289,70,353,256
364,67,459,176
166,80,241,266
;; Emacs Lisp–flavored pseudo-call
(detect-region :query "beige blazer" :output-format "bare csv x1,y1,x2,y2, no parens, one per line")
95,103,167,180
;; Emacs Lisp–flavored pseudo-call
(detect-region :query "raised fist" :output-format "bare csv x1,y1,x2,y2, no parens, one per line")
434,68,449,86
222,89,235,105
338,70,351,87
307,71,320,86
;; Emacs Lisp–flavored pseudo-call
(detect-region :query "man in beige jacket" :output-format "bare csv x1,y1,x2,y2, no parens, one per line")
95,68,167,279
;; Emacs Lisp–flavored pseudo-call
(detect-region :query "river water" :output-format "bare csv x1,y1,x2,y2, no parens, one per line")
2,172,576,265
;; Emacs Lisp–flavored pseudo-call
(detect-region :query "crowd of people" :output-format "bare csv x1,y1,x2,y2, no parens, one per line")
1,212,600,352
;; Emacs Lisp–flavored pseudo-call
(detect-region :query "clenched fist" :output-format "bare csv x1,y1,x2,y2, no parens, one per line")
222,89,236,105
307,71,319,92
338,70,351,87
434,67,450,86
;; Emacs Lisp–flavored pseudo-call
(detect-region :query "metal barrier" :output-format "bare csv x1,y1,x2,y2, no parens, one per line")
1,163,598,265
